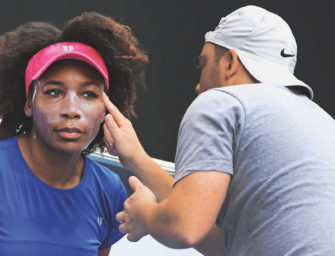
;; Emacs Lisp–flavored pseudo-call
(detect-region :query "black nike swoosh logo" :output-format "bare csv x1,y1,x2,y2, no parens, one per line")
281,49,295,58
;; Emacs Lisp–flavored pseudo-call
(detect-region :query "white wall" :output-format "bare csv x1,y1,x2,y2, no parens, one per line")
110,235,202,255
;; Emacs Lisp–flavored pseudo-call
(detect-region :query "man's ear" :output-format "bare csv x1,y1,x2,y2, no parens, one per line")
224,49,239,79
24,99,32,117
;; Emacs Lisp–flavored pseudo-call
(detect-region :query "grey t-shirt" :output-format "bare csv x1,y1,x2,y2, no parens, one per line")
174,83,335,255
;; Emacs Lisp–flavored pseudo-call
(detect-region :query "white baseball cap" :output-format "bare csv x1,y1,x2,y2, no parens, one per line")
205,5,313,99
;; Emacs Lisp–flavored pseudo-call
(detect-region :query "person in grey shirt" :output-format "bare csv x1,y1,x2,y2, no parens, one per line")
103,5,335,256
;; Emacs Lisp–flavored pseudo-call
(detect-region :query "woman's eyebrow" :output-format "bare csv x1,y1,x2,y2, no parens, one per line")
41,81,104,88
81,81,105,88
41,80,64,86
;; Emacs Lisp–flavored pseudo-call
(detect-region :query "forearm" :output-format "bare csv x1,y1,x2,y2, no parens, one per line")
119,172,230,250
194,224,226,256
143,208,225,253
143,204,225,254
139,172,229,249
103,99,174,201
139,197,217,249
140,199,196,249
126,152,174,201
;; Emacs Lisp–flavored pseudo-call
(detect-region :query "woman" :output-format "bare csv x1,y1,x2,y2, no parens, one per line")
0,12,148,256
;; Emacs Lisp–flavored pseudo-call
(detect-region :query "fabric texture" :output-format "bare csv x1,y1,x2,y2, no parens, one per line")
0,136,127,256
175,83,335,255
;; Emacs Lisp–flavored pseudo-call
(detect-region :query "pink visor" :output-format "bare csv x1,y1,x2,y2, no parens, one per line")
25,42,109,97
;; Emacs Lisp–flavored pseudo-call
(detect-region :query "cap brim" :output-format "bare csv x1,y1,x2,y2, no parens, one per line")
25,42,109,97
205,32,313,100
237,51,313,99
31,51,106,84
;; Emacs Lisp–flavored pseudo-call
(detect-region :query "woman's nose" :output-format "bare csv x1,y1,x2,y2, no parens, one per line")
60,93,81,119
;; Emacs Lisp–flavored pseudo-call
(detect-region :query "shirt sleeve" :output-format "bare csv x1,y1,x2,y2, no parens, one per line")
99,176,127,249
174,88,245,185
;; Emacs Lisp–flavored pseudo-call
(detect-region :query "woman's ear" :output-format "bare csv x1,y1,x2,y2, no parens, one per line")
24,81,37,117
24,99,32,117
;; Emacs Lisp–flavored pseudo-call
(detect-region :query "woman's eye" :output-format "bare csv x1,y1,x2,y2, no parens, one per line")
82,91,98,98
44,89,62,96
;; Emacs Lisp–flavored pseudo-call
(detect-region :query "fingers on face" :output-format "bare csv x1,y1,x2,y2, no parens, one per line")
103,125,118,156
103,93,123,127
103,124,112,142
104,114,117,131
103,93,115,113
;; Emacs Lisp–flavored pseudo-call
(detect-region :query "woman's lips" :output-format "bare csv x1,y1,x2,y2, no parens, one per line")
56,127,84,139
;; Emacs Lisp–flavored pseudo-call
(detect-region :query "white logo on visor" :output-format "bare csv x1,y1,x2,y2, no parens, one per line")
63,45,74,52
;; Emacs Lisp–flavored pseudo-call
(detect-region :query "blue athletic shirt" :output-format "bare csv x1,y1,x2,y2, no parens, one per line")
0,136,127,255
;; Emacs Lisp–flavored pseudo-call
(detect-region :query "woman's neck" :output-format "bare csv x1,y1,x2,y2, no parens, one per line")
18,133,85,189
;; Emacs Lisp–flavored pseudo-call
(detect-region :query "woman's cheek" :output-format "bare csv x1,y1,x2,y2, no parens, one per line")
87,103,105,131
95,102,106,124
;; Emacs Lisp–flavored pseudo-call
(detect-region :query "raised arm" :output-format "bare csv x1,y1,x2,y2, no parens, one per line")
117,172,229,253
103,93,173,200
103,94,227,255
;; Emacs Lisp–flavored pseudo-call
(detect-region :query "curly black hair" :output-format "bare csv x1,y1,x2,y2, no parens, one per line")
0,12,148,154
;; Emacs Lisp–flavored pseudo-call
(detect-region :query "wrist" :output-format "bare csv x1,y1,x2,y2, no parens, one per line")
140,198,159,232
127,150,151,173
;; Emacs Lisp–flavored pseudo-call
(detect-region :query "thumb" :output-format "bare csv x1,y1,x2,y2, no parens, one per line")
129,176,143,192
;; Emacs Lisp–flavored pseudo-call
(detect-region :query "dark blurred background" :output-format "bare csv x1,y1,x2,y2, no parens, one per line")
1,0,334,162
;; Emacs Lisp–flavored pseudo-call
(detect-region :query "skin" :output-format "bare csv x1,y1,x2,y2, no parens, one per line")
103,42,257,255
25,60,105,155
98,247,111,256
104,98,228,254
18,60,110,254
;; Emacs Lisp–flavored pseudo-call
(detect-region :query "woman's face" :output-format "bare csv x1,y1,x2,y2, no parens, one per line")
25,60,106,154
